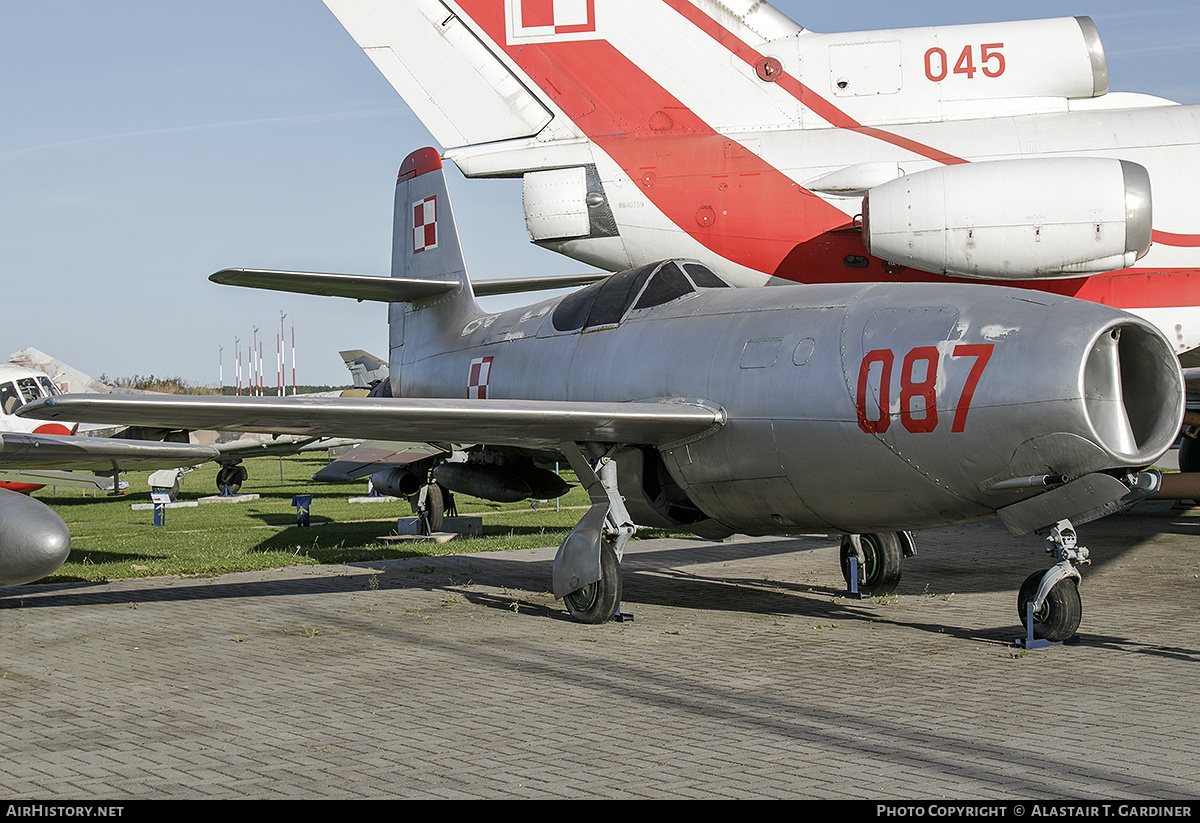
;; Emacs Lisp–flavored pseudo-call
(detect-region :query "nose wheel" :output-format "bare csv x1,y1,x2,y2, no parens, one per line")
1016,520,1087,645
1017,571,1082,643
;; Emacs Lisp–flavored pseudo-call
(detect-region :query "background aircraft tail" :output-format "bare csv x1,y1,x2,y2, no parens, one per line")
320,0,801,153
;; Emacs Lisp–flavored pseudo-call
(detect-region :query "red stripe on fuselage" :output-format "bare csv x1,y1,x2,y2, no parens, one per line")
778,230,1200,308
454,1,1199,311
662,0,969,165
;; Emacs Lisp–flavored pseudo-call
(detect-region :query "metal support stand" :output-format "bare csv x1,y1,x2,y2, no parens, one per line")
291,494,312,527
1015,603,1079,649
844,555,870,599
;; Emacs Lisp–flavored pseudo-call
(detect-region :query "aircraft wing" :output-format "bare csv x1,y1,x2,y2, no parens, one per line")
19,395,725,452
0,432,219,472
0,468,126,492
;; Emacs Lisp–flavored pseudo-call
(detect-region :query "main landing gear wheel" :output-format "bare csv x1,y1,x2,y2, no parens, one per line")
417,482,446,534
840,532,904,594
216,464,247,494
1180,436,1200,474
563,540,622,624
1017,570,1082,642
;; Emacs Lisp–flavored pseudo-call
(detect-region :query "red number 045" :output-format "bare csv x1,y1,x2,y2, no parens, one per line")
856,344,994,434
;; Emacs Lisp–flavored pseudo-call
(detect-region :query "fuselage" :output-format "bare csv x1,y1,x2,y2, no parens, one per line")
395,264,1183,535
0,365,72,493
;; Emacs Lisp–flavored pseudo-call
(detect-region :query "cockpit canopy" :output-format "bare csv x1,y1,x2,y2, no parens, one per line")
0,375,62,416
552,260,730,333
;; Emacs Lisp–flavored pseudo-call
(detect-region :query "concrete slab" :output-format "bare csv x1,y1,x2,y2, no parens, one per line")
0,505,1198,799
396,516,483,536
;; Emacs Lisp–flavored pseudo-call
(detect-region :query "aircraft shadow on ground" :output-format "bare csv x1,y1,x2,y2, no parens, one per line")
5,511,1196,653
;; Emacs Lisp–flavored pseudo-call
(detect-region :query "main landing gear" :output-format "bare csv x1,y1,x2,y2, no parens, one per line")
1016,519,1087,644
839,532,916,596
554,443,634,624
413,481,452,535
216,463,248,495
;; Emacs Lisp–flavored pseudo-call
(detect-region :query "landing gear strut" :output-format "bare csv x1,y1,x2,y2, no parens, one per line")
1017,519,1087,644
554,443,634,624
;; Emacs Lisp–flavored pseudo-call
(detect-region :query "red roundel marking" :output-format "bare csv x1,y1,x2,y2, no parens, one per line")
34,423,71,436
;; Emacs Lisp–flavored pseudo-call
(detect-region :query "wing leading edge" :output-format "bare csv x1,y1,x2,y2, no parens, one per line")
19,395,726,452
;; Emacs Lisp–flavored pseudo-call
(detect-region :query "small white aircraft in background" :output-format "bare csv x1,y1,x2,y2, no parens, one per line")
0,363,220,587
9,349,361,495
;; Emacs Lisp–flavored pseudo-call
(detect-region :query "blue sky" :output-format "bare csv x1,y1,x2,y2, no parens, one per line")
2,1,1198,387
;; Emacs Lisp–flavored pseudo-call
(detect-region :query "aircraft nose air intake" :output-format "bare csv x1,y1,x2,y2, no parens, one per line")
1081,319,1183,463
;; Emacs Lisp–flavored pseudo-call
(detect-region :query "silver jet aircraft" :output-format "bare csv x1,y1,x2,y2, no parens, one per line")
22,148,1185,640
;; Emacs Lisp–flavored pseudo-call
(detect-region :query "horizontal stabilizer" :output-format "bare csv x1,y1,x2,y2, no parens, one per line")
20,395,725,452
472,272,608,297
209,269,457,303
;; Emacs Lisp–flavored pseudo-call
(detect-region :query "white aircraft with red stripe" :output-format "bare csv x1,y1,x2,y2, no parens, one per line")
0,365,82,493
0,364,220,588
320,0,1200,369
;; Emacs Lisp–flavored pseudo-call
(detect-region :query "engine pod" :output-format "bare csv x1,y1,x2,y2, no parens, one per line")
862,157,1151,279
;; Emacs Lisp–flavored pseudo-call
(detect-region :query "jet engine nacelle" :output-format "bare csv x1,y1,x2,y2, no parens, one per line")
862,158,1152,280
368,467,423,498
0,489,71,586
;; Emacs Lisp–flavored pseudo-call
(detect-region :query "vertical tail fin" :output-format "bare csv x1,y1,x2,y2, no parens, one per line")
389,147,482,394
392,147,478,310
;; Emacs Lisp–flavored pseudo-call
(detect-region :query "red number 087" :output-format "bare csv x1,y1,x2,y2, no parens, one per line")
856,344,994,434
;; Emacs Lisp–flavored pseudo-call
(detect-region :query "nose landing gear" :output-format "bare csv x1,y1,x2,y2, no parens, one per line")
1016,519,1088,645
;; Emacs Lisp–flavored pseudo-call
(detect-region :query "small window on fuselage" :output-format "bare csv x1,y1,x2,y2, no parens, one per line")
15,378,42,403
0,383,20,416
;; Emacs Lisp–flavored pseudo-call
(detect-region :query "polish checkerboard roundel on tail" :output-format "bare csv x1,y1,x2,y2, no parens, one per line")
392,147,472,298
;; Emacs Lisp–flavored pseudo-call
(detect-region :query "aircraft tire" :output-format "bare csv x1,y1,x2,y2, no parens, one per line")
840,532,903,594
563,539,622,624
423,482,445,533
1180,436,1200,473
1017,570,1082,642
216,464,248,495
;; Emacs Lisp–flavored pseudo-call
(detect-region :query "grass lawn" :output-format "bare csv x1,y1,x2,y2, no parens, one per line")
29,453,632,584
